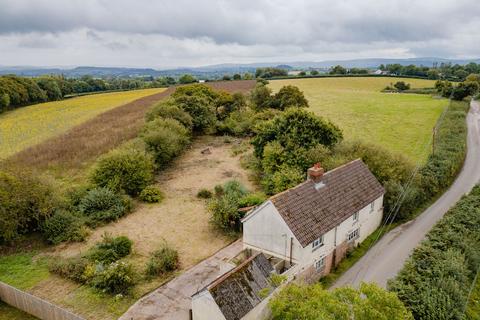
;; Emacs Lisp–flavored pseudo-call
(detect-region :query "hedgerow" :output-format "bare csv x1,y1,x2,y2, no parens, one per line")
388,185,480,319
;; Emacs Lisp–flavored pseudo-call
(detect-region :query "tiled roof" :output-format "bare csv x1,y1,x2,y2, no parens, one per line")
271,159,385,247
207,253,273,320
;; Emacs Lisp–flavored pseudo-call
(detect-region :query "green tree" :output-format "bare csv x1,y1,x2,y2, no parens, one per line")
36,77,63,100
91,148,155,196
178,74,197,84
270,282,413,320
393,81,410,91
329,65,347,75
250,83,272,110
233,73,241,80
310,70,319,76
252,108,343,158
271,85,309,110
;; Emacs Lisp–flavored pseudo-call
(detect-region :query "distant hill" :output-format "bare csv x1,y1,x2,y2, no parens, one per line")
1,57,479,78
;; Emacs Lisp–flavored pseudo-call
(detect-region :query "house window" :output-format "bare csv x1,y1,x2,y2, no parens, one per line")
312,235,324,251
353,211,359,222
315,256,326,271
370,202,375,213
347,228,360,242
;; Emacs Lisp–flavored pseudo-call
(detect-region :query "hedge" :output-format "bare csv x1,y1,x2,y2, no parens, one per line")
388,185,480,319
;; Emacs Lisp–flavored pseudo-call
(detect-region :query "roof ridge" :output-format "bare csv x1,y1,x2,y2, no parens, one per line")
270,158,363,203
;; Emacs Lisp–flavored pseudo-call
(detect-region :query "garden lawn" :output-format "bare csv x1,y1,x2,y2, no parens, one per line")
0,88,165,159
269,77,446,162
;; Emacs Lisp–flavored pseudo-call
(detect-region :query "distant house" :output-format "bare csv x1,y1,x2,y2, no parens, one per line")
192,159,385,318
287,70,302,76
373,69,390,75
242,159,384,282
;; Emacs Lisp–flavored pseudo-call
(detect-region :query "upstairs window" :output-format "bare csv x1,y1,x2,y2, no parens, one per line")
370,202,375,213
312,235,324,251
353,211,359,222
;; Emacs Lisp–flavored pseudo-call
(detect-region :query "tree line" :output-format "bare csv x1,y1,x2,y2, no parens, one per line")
379,62,480,81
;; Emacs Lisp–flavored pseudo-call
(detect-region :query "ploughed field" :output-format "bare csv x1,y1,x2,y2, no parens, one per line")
269,77,446,162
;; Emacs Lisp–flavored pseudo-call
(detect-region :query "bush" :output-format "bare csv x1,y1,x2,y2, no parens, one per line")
86,234,133,264
197,189,213,199
393,81,410,91
145,99,193,130
208,180,249,232
78,187,130,224
172,85,218,133
91,148,154,196
91,261,136,294
271,85,309,110
145,243,179,276
250,84,273,110
142,118,191,166
41,209,88,244
252,108,343,158
216,109,257,137
238,192,266,207
49,257,90,283
139,186,164,203
262,166,305,195
0,169,58,242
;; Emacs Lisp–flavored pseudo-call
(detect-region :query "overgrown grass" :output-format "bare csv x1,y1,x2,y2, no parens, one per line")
269,77,445,162
319,224,398,288
0,88,166,159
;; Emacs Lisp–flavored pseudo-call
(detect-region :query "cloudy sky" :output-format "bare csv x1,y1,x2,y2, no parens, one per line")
0,0,479,68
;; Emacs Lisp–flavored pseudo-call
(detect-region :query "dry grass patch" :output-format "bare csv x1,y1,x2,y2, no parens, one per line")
18,136,255,319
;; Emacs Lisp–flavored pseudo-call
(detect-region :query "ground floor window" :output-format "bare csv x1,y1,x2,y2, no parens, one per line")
347,228,360,242
315,256,326,271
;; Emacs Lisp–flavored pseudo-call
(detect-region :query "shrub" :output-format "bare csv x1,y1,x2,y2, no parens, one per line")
238,192,266,207
0,169,58,242
142,118,191,166
262,166,305,195
216,109,257,137
209,180,249,231
86,234,133,264
145,243,179,276
49,257,90,283
78,187,130,224
197,189,213,199
393,81,410,91
271,85,309,110
139,186,164,203
91,148,154,196
252,108,343,158
41,209,88,244
91,261,136,294
145,99,193,130
250,83,273,110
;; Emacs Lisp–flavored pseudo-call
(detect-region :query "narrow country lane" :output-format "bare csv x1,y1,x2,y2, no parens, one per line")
333,99,480,289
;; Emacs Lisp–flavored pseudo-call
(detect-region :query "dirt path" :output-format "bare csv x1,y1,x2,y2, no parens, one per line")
333,99,480,288
49,135,254,268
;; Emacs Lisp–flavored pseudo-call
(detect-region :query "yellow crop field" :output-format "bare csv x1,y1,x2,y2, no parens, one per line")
269,77,446,162
0,88,166,159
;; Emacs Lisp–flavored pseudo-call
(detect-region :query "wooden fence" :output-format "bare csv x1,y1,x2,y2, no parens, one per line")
0,281,85,320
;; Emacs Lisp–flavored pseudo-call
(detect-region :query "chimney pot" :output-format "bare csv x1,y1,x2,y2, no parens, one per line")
307,163,324,183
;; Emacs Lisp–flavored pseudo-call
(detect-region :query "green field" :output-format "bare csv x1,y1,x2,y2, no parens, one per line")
269,77,446,162
0,88,165,159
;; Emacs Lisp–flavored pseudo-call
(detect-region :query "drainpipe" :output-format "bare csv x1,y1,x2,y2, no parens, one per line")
289,237,293,265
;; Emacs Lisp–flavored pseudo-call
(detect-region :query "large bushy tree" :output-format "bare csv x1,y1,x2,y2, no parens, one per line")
270,282,413,320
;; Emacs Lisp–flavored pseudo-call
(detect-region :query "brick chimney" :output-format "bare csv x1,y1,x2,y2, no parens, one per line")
307,163,324,183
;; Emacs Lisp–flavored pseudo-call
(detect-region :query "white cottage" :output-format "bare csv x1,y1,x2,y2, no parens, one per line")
242,159,385,282
192,159,385,319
